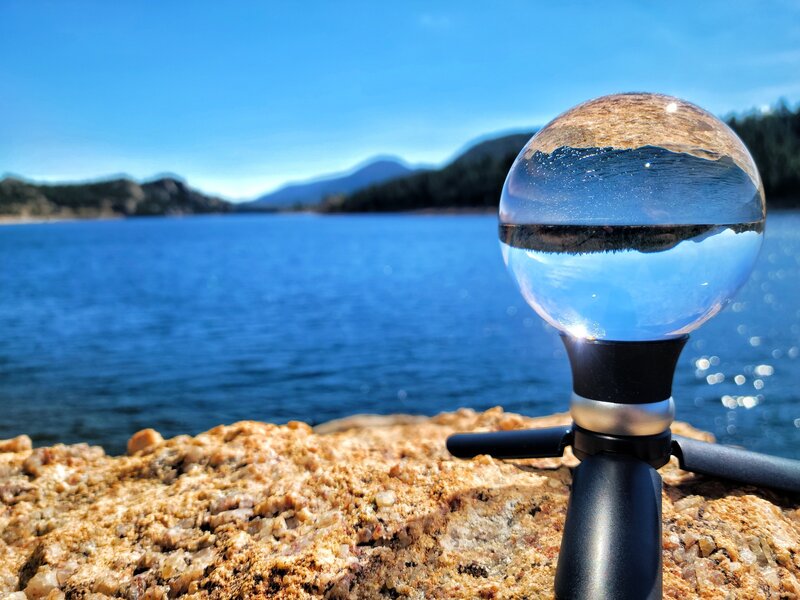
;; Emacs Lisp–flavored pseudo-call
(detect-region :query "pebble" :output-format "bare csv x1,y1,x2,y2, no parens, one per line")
0,435,32,453
698,536,716,557
25,568,60,598
126,429,164,455
375,490,396,507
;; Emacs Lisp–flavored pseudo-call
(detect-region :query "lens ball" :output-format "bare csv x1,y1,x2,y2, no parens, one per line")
499,93,765,341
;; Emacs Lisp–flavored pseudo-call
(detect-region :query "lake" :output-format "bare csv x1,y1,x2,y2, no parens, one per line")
1,212,799,456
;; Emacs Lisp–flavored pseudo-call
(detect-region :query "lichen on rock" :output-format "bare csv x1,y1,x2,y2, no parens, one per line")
0,409,797,598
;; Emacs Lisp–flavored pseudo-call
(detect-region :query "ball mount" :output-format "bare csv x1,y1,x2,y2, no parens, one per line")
447,335,800,599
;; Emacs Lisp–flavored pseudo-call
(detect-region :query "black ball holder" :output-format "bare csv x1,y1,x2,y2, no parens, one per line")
447,335,800,600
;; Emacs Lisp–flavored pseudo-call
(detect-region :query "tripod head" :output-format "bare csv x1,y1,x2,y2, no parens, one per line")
448,334,686,467
561,335,685,436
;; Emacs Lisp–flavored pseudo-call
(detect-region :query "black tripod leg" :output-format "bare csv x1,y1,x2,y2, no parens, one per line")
672,435,800,494
555,453,662,600
446,425,572,459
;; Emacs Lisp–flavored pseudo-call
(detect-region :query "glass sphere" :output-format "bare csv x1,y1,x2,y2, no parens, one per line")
499,93,765,341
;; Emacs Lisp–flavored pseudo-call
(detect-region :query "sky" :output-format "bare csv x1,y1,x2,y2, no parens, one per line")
1,1,799,200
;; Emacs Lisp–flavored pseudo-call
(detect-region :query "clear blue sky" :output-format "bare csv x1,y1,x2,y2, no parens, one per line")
1,1,799,200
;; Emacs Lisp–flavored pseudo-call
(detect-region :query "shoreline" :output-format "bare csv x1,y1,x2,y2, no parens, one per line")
1,205,797,225
0,214,123,226
0,216,79,226
0,208,496,225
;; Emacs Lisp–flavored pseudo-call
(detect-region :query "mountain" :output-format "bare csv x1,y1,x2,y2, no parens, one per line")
449,132,534,167
320,132,535,213
0,176,233,219
321,100,800,213
247,157,418,209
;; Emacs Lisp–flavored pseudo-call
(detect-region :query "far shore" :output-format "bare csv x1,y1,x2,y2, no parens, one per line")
0,215,79,226
1,204,797,225
0,206,498,224
0,215,124,226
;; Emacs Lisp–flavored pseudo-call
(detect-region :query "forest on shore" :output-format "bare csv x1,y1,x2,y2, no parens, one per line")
321,101,800,213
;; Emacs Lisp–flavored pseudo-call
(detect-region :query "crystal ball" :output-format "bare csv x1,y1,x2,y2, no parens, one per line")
499,93,765,341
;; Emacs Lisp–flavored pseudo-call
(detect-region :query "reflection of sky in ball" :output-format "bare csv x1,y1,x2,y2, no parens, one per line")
502,228,763,341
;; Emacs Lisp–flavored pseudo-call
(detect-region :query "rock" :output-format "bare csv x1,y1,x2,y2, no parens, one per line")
312,413,427,434
126,428,164,455
0,176,234,220
24,567,60,598
0,435,32,454
0,408,796,598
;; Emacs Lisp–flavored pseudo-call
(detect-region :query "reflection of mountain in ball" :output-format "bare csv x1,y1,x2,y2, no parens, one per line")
520,93,762,189
498,93,766,341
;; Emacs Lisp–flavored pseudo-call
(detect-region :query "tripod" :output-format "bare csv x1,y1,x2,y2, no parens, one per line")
447,335,800,599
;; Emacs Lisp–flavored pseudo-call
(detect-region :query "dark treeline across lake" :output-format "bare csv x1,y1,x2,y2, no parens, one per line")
1,213,799,456
324,102,800,213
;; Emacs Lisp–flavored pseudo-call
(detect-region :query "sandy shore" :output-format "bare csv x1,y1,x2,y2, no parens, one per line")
0,215,125,226
0,216,76,226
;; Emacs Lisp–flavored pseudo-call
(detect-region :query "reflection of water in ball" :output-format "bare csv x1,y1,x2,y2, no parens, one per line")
499,93,765,341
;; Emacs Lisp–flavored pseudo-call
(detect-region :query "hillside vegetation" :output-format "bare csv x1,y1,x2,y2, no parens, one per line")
0,177,232,219
729,102,800,202
322,103,800,212
320,133,532,213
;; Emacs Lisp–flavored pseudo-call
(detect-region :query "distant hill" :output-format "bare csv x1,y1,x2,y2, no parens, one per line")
0,176,233,219
320,132,535,213
246,157,418,209
449,132,534,167
322,101,800,213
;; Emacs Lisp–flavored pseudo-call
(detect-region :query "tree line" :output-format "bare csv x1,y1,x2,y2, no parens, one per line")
322,102,800,212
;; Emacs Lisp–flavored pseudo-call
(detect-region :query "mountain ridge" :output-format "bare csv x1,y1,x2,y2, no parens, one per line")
321,101,800,212
246,157,421,209
320,131,535,213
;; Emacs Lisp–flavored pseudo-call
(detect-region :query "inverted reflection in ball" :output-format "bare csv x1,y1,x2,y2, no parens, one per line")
499,93,765,341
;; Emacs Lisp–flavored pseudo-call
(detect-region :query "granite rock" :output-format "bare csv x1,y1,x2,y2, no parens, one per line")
0,408,797,599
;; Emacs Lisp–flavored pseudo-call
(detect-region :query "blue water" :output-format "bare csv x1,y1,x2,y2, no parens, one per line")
1,213,799,456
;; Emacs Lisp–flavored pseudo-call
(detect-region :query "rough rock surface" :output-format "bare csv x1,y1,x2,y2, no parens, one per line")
524,92,763,191
0,408,797,599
